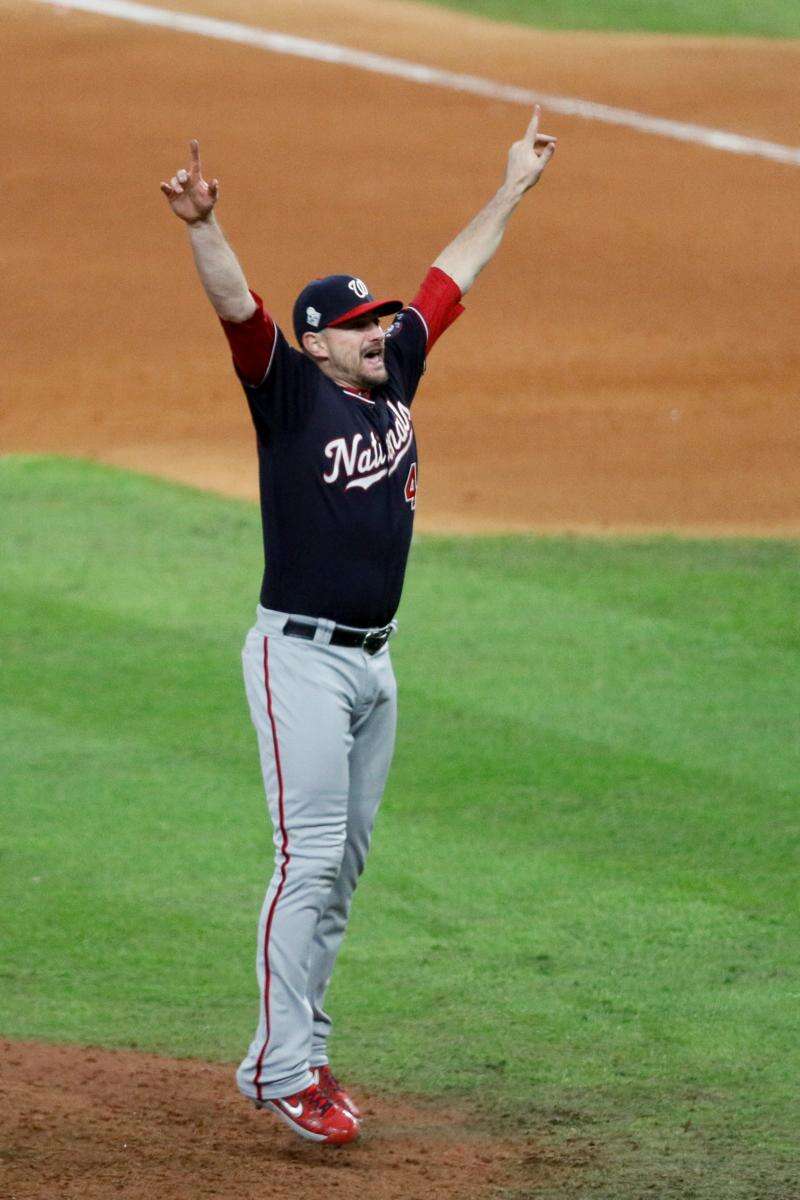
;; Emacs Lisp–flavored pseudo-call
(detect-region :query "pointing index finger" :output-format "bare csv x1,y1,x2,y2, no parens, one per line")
189,138,201,176
525,104,541,144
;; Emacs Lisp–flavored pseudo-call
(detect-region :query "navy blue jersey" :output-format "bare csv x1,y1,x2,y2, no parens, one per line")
222,267,464,627
238,308,426,628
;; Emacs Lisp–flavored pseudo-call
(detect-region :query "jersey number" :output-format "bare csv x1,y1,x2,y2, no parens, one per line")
404,463,418,510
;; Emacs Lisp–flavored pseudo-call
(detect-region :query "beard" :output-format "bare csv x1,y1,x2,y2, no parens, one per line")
355,355,388,388
319,328,389,390
330,345,388,389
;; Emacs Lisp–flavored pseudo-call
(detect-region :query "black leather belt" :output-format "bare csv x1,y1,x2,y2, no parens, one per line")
283,618,394,655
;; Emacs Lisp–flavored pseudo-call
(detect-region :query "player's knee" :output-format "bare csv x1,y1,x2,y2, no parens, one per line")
286,837,346,888
318,837,347,877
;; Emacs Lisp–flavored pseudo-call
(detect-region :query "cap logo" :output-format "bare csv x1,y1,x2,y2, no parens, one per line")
306,306,321,328
347,278,369,299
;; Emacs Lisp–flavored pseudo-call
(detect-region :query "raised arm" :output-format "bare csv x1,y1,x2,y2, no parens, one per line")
161,140,256,323
433,106,557,297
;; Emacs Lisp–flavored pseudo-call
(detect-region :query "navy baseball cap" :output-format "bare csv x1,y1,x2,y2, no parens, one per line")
293,274,403,345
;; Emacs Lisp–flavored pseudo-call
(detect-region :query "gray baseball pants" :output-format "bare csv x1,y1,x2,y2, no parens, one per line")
236,606,397,1103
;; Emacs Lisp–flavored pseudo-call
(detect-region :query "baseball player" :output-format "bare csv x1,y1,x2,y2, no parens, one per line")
161,108,556,1146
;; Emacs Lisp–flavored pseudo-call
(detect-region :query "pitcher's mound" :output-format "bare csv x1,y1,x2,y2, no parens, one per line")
0,1039,541,1199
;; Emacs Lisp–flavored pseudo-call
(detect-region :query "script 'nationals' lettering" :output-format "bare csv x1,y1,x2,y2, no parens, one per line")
323,401,413,491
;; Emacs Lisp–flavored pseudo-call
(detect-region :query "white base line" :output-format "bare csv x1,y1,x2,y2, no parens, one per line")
35,0,800,167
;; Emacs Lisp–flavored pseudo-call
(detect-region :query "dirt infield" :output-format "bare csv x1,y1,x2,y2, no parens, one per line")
2,0,799,533
0,1040,578,1200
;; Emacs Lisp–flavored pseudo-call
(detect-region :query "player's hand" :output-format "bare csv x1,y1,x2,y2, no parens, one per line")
504,106,557,194
160,139,219,223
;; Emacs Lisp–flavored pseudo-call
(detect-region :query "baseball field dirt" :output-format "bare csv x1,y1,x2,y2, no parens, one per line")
2,1041,548,1200
2,0,799,1197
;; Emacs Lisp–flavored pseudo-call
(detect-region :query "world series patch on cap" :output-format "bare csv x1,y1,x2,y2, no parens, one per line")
292,275,403,344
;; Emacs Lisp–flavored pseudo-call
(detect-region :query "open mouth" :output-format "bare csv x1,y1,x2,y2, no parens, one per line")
363,348,383,362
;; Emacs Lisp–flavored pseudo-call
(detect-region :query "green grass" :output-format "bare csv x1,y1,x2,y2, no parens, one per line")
2,455,799,1198
422,0,800,38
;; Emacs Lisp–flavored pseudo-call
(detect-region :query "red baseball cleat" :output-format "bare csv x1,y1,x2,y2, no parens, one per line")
313,1064,362,1121
256,1081,359,1144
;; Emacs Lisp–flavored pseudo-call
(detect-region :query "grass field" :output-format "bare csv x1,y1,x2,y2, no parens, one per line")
2,456,799,1198
425,0,800,38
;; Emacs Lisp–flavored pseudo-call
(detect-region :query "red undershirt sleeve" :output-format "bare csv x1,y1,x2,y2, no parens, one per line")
219,290,277,384
408,266,465,353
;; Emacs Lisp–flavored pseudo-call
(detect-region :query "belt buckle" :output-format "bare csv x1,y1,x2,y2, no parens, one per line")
363,627,389,655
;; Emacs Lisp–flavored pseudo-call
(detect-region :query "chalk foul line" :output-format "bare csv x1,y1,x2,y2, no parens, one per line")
36,0,800,167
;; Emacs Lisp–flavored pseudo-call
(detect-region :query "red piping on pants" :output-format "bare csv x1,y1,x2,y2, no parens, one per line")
253,635,290,1103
